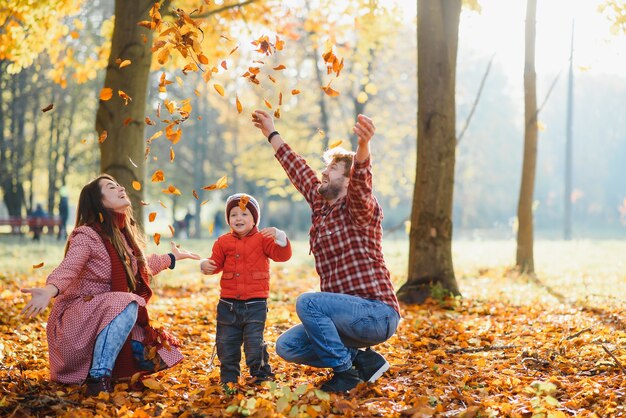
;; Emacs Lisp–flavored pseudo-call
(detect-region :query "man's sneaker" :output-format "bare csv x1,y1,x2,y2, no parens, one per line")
320,368,362,393
353,348,390,383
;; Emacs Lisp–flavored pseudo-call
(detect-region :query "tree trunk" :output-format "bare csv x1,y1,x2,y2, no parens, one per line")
96,0,155,227
516,0,538,274
397,0,461,305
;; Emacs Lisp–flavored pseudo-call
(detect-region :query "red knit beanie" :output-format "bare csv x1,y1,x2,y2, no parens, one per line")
225,193,260,226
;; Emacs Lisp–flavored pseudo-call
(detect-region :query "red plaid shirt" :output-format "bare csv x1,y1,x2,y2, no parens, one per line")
275,144,400,314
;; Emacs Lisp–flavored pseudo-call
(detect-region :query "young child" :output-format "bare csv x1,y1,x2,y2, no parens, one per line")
200,193,292,389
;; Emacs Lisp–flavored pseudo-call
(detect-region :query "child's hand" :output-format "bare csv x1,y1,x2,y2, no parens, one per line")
200,258,217,275
260,227,277,240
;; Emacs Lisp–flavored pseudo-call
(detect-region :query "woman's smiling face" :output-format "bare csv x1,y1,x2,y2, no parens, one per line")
99,179,131,213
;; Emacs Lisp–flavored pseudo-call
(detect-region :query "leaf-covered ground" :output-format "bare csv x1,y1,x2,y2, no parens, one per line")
1,238,625,417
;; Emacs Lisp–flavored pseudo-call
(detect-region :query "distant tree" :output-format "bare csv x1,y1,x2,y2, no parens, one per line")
397,0,462,304
516,0,538,274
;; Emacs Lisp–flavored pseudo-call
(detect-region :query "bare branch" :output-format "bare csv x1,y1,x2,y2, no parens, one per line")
457,54,493,146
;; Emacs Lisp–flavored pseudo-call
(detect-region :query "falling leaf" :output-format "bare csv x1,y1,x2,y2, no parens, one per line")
221,60,228,70
156,102,161,118
194,89,200,97
98,130,108,144
148,212,157,222
140,201,150,206
291,89,300,95
41,104,54,112
176,76,183,87
329,139,343,149
192,190,199,200
168,225,175,237
264,99,272,109
238,195,250,211
147,131,163,143
321,84,340,97
123,117,134,126
158,200,167,208
118,90,133,105
228,45,239,56
153,233,161,245
118,59,132,69
202,175,228,190
268,75,276,83
198,54,209,65
100,88,113,101
214,84,225,96
162,185,181,195
317,128,325,138
278,92,283,106
274,108,281,119
32,262,44,269
170,147,175,162
208,222,214,235
273,64,286,71
80,138,87,144
145,117,156,126
151,170,165,182
236,96,243,114
99,212,104,223
201,199,209,206
132,181,141,191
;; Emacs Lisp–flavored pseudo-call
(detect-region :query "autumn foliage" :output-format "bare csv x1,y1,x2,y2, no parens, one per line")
2,241,626,417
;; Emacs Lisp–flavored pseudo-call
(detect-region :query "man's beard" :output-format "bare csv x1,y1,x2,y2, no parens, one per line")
318,181,342,201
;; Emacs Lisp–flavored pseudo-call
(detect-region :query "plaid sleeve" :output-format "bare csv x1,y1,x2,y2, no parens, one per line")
346,157,377,226
275,143,320,207
146,253,172,275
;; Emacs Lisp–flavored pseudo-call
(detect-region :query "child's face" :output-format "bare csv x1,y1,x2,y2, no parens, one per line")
228,206,255,237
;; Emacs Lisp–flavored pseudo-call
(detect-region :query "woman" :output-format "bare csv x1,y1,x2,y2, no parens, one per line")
21,174,200,396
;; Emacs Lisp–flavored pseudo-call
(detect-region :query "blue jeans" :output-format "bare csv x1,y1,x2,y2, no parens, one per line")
275,292,400,372
89,302,138,378
216,298,272,384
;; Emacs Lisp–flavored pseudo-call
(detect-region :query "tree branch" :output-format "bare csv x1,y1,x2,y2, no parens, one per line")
457,54,493,146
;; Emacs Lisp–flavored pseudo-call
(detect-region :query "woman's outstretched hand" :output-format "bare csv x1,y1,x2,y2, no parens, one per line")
170,242,201,260
20,285,58,319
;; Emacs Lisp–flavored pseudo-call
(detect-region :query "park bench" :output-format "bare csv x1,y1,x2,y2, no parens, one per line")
0,216,62,235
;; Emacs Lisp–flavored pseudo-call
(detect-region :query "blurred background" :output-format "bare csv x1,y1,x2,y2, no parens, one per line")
1,0,625,243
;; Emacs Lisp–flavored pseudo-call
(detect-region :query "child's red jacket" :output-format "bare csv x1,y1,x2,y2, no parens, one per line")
210,226,292,300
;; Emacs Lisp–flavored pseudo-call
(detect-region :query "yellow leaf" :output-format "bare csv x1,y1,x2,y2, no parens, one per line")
118,59,131,69
264,98,272,109
170,147,175,162
151,170,164,182
214,84,225,96
329,139,343,149
132,181,141,191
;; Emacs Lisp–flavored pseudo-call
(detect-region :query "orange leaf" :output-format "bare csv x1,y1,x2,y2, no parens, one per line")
264,99,272,109
274,108,281,119
158,200,167,208
151,170,164,182
228,45,239,56
169,147,175,162
162,185,181,195
168,225,175,237
321,85,340,97
149,212,157,222
291,89,300,95
98,130,108,144
147,130,163,143
198,54,209,65
123,117,133,126
202,175,228,190
32,262,44,269
214,84,225,96
132,181,141,191
192,190,199,200
118,59,132,69
153,233,161,245
273,64,286,70
41,104,54,112
236,96,243,114
238,195,249,211
329,139,343,149
268,75,276,83
100,88,113,101
145,117,156,125
278,92,283,106
99,212,104,223
221,60,228,70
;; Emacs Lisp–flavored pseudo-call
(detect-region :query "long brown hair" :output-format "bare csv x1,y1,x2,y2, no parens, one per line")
65,174,150,291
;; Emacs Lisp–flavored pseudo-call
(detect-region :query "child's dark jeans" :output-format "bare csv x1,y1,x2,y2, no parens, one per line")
216,298,273,384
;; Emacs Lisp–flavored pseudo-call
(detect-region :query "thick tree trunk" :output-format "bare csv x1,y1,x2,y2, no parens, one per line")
96,0,154,227
516,0,538,274
398,0,461,305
